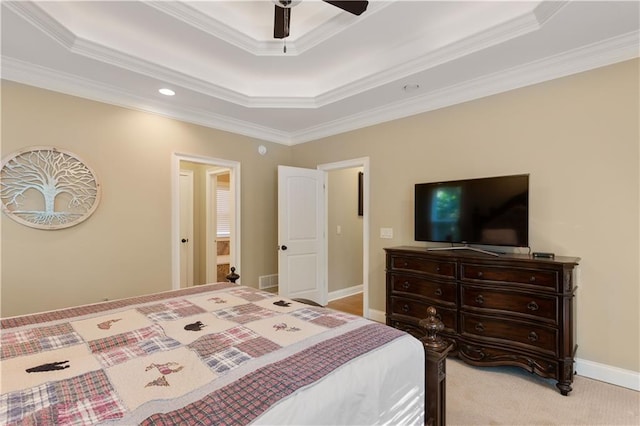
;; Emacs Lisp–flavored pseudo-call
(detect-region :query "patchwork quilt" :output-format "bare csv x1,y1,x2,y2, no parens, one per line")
0,284,406,425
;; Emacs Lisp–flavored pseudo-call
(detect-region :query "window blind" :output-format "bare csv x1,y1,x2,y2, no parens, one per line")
216,184,230,237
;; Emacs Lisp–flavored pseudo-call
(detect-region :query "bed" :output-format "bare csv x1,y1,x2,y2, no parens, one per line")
1,281,447,425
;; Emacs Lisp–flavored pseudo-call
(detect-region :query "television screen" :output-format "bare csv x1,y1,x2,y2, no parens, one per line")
415,174,529,247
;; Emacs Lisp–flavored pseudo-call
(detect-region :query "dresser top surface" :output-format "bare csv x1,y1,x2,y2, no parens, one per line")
385,246,581,265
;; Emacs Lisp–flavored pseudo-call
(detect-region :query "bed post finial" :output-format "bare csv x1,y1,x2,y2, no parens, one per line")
419,306,452,426
419,306,447,350
226,267,240,283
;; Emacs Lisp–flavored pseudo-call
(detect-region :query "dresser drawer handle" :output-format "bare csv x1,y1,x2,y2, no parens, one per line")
475,323,485,332
402,281,410,289
403,262,409,267
527,301,539,311
528,331,538,342
530,276,536,282
477,271,484,278
434,288,443,296
402,304,410,313
436,266,441,272
475,294,484,305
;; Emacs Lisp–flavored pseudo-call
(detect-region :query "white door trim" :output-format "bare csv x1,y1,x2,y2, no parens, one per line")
179,170,194,287
205,170,217,283
206,168,233,283
172,153,241,290
318,157,370,319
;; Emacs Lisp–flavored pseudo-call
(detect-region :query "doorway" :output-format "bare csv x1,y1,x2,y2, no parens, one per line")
206,169,232,283
276,158,369,317
172,153,241,290
319,157,369,318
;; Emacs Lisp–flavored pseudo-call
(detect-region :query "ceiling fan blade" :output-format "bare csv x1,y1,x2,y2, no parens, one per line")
323,1,369,16
274,5,290,39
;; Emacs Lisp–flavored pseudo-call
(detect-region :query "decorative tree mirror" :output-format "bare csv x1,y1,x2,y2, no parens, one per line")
0,147,101,230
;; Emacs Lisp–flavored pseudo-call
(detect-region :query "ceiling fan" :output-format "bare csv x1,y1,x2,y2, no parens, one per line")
273,0,369,39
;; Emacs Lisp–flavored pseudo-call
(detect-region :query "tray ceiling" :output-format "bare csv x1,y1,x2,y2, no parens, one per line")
2,1,639,145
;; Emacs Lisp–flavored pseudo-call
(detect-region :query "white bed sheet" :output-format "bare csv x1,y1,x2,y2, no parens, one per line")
255,333,425,425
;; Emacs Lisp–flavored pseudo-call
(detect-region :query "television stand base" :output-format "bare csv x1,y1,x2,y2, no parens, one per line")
426,245,501,257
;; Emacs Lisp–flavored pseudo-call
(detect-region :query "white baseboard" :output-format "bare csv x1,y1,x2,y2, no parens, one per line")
370,311,639,391
328,284,363,302
575,357,640,391
368,308,386,323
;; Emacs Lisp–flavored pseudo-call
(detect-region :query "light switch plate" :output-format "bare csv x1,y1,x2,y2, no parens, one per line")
380,227,393,239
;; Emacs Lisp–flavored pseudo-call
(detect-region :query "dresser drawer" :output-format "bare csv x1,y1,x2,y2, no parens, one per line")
389,297,457,333
390,256,456,278
457,342,559,380
460,263,558,290
461,285,557,324
460,313,557,356
390,274,456,305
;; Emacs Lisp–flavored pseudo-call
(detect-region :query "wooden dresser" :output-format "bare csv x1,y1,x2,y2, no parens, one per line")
385,246,580,395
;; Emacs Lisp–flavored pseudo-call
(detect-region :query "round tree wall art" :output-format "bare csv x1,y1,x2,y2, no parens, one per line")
1,147,101,230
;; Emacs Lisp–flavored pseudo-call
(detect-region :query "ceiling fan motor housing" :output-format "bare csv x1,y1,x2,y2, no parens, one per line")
273,0,368,39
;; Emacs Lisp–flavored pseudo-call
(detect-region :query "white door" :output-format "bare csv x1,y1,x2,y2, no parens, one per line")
277,165,326,305
179,170,194,287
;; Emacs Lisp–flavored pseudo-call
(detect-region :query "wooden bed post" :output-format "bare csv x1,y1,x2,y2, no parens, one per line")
225,267,240,283
420,307,453,426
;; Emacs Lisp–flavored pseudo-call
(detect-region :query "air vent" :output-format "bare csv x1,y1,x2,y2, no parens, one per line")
259,274,279,290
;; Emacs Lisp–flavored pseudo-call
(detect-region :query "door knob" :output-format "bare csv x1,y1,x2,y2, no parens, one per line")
280,245,288,250
181,238,188,243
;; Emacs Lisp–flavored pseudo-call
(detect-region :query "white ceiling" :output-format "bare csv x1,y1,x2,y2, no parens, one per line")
2,1,639,145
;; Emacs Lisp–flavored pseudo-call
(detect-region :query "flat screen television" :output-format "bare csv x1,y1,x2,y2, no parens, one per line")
415,174,529,248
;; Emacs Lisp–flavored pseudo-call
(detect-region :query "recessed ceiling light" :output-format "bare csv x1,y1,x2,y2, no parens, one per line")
159,88,175,96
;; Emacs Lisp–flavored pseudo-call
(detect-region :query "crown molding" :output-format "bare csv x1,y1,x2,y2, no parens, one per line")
290,30,640,145
3,0,637,146
317,1,567,107
6,0,561,107
145,0,392,57
0,57,293,145
143,1,279,56
3,1,76,46
534,0,569,24
4,30,637,146
314,5,545,107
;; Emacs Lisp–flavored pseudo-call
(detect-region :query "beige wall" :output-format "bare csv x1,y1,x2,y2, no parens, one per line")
1,81,291,317
291,59,640,372
328,167,364,293
1,59,638,373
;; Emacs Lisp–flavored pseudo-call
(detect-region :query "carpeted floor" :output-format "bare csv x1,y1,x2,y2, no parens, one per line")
446,358,639,425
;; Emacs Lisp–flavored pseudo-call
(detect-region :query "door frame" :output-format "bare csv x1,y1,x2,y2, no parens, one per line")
179,169,194,287
172,153,241,290
318,157,370,318
205,168,231,283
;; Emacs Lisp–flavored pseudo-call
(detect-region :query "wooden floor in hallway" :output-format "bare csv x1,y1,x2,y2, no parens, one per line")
327,292,363,316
